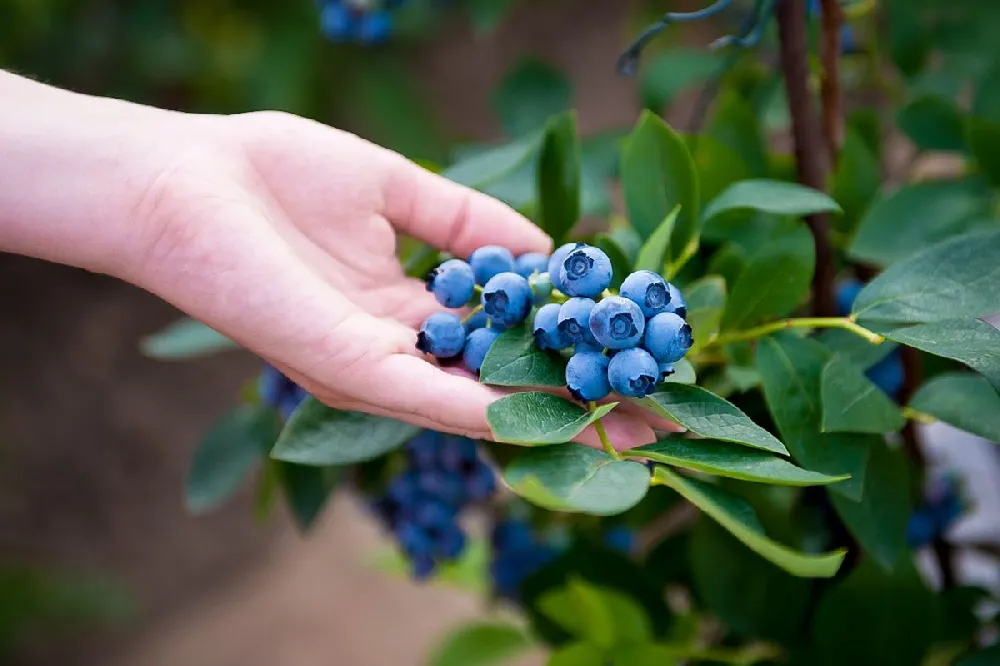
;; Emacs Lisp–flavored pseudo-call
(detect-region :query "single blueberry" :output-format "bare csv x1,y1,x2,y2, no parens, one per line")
357,9,392,45
657,360,675,380
608,348,659,397
481,272,532,327
416,312,467,359
557,298,599,347
491,519,536,552
604,526,636,555
644,312,692,364
565,351,612,402
426,258,475,308
514,252,550,278
469,245,515,286
411,554,436,580
464,464,497,502
866,350,904,398
533,302,567,351
405,430,442,470
547,242,585,294
319,2,356,41
435,524,467,560
589,296,645,350
620,270,670,318
836,278,864,318
417,471,466,506
559,246,613,298
463,327,501,374
906,510,936,548
664,282,687,319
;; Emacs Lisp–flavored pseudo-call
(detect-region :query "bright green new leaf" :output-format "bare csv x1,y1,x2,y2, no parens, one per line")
702,179,841,225
537,112,582,244
140,317,239,359
884,318,1000,390
721,220,815,331
642,385,788,455
852,229,1000,325
278,462,340,532
848,178,993,268
820,358,905,434
634,206,681,273
503,444,650,515
830,440,910,572
627,439,848,486
493,58,572,137
185,405,281,513
620,111,699,255
756,334,870,500
487,393,617,445
538,578,652,648
896,95,967,152
909,372,1000,442
653,467,845,578
270,398,420,465
443,134,542,190
428,621,534,666
480,326,567,388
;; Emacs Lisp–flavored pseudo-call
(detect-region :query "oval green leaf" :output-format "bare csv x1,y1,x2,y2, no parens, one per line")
653,467,845,578
909,372,1000,442
428,621,534,666
820,358,905,434
642,384,789,455
702,179,841,224
479,326,567,388
503,444,650,515
537,111,582,244
634,206,681,273
270,397,420,465
443,134,542,189
897,95,967,152
487,393,617,445
627,439,848,486
883,318,1000,391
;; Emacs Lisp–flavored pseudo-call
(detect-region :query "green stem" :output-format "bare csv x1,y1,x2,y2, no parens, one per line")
709,317,884,346
461,304,483,324
589,401,620,460
901,406,937,425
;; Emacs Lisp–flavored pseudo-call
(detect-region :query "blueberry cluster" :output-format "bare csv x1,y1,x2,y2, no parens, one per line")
373,431,496,580
490,518,559,599
417,243,692,402
317,0,405,45
258,364,309,420
906,472,966,548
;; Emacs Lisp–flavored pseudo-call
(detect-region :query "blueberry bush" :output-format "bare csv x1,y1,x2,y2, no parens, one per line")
138,0,1000,664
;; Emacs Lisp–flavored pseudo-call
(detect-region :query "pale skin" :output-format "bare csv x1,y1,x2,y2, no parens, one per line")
0,70,668,449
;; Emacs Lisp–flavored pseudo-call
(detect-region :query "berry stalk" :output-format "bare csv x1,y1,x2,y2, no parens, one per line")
589,401,620,460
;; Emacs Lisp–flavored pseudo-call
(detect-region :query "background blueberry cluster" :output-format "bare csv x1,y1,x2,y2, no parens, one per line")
317,0,407,45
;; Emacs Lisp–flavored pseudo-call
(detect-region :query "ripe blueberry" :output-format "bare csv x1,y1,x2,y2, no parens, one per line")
665,282,687,319
417,312,466,359
547,242,585,294
620,270,670,318
644,312,692,364
835,278,864,318
482,272,532,327
557,298,599,347
559,246,613,298
469,245,515,285
320,2,356,41
426,258,475,308
657,360,676,380
532,303,567,351
463,327,501,374
566,351,612,402
358,9,392,44
589,296,645,350
608,348,659,397
514,252,550,278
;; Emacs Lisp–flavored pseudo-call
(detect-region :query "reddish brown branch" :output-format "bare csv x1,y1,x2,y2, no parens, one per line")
776,0,835,316
819,0,845,164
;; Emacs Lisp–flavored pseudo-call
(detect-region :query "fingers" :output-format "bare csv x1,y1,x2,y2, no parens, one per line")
381,154,552,260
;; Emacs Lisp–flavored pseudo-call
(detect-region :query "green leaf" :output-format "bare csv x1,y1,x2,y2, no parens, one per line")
480,326,567,388
968,119,1000,188
884,318,1000,391
444,134,542,190
639,49,720,111
848,178,993,268
140,318,239,359
488,393,617,445
548,643,605,666
683,275,726,354
503,444,650,515
428,621,534,666
810,559,939,666
627,439,848,486
756,334,870,501
537,112,582,244
852,229,1000,325
606,644,683,666
818,328,898,370
642,385,788,455
897,95,967,152
278,462,340,532
910,372,1000,442
620,111,699,257
830,129,881,235
494,58,572,137
594,234,632,290
653,467,845,578
702,179,841,224
466,0,518,34
820,358,905,434
185,405,281,513
270,398,419,465
830,440,910,571
538,578,652,648
634,206,681,273
686,134,756,210
706,92,769,176
720,220,815,331
662,358,696,385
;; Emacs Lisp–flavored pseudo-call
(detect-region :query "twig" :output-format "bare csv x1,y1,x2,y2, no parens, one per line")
819,0,845,164
775,0,836,317
709,316,884,347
